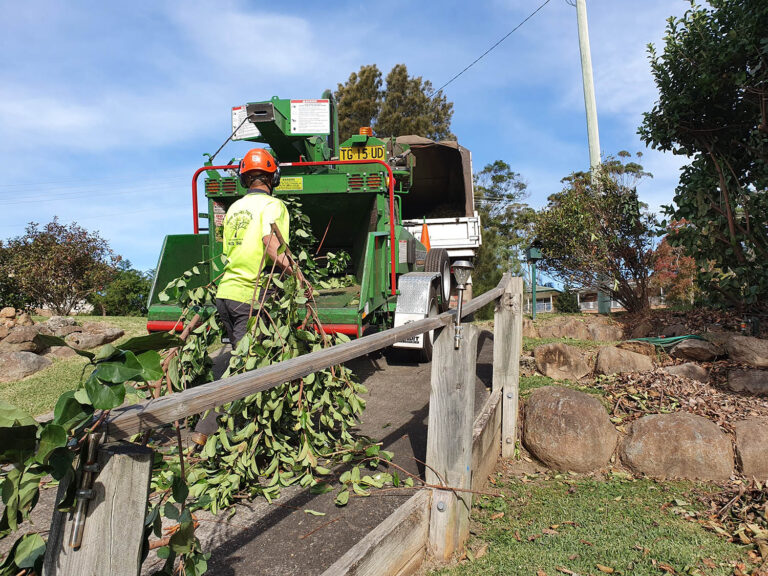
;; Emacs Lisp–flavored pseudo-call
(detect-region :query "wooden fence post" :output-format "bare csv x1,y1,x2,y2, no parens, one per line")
494,276,523,459
426,322,478,562
44,443,153,576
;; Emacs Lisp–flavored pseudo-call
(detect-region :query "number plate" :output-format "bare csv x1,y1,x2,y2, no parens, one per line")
340,145,386,161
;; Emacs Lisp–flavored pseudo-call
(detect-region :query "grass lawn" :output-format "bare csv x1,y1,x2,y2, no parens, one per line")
0,316,149,417
431,473,751,576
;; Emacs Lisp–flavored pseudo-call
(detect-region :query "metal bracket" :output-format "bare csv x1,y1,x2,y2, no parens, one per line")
69,432,104,549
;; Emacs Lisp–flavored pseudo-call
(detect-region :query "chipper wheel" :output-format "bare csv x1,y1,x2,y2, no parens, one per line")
424,248,451,311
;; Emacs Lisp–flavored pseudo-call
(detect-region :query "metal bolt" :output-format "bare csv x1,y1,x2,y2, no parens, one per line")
506,392,514,399
436,501,446,512
505,437,513,444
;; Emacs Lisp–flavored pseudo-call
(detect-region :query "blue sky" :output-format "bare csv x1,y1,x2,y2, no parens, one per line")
0,0,688,272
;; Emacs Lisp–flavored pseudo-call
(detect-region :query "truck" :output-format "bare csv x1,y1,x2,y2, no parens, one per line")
146,94,481,360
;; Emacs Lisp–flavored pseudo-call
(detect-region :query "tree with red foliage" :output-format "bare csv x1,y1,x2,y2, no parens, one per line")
651,221,699,306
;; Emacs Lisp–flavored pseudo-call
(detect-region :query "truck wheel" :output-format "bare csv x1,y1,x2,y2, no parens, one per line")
419,288,439,363
425,248,451,311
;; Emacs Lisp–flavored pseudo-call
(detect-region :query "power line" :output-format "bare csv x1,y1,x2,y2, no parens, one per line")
427,0,553,98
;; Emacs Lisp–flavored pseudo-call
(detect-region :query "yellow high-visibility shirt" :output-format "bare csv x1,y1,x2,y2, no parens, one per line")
216,192,290,303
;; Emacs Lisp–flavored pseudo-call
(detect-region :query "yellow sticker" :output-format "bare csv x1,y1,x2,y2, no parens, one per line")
275,176,303,191
340,145,386,162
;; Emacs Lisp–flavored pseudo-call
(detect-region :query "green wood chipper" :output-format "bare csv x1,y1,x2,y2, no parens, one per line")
146,94,481,360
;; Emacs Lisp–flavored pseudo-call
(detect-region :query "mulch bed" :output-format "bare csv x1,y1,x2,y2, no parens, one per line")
595,364,768,434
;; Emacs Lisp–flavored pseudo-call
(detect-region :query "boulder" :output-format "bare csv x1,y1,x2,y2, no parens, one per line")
620,413,733,481
534,343,592,381
522,386,617,472
663,323,689,337
733,418,768,479
726,335,768,368
588,322,624,342
0,325,8,341
43,346,79,359
523,317,539,339
44,316,80,337
617,341,656,357
520,355,536,377
15,313,33,327
631,319,654,339
0,325,49,354
65,322,124,350
34,308,54,317
539,318,591,341
0,352,51,382
0,307,15,319
727,370,768,395
662,363,709,383
595,346,654,376
670,339,720,362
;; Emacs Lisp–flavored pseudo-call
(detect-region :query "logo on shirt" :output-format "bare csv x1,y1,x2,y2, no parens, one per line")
226,210,253,245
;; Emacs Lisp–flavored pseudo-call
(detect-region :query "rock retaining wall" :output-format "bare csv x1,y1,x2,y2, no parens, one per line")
521,385,768,481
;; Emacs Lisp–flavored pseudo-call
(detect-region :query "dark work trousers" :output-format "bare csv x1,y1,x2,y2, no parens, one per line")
193,298,256,438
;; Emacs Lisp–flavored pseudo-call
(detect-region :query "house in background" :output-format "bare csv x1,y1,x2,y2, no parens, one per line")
577,287,667,313
524,285,562,314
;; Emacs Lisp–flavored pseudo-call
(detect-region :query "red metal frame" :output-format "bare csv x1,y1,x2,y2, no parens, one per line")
192,159,399,296
313,323,361,337
147,320,184,333
191,165,238,234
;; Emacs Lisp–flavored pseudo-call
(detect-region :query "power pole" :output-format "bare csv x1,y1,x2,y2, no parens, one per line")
576,0,600,171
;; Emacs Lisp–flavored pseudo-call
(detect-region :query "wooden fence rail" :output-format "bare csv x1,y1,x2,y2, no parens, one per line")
46,274,522,575
103,276,508,440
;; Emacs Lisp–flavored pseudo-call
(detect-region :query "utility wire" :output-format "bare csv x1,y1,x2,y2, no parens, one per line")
427,0,553,98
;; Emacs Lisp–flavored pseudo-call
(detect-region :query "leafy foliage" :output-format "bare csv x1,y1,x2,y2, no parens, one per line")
554,286,580,314
472,161,534,319
335,64,382,144
533,153,658,314
639,0,768,309
0,218,120,315
0,243,35,311
336,64,454,142
88,260,152,316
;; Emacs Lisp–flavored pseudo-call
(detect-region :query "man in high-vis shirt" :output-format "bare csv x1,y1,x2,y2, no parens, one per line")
215,147,306,346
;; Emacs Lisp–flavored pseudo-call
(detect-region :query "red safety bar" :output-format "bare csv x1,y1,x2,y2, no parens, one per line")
191,165,238,234
191,159,399,296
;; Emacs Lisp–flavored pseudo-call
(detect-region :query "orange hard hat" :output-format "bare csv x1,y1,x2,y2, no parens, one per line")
239,148,278,175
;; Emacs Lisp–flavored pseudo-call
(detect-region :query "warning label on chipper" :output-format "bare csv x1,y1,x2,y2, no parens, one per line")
290,100,330,135
232,106,260,140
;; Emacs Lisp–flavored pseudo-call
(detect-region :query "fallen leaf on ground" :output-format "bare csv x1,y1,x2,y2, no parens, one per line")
543,528,559,535
658,562,676,573
537,571,547,576
596,564,614,574
490,512,504,520
475,543,489,559
579,539,594,546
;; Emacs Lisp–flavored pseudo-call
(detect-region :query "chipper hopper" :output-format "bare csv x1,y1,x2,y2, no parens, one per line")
147,94,479,360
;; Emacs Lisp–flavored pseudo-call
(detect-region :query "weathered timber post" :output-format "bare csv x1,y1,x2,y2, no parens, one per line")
44,443,153,576
495,276,523,459
426,322,478,561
